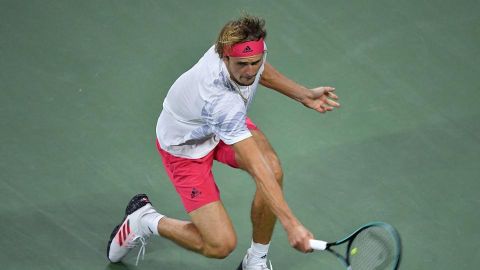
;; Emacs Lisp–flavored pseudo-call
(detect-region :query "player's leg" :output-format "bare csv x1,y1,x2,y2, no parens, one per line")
214,119,282,269
246,129,283,244
107,196,237,263
243,128,283,245
157,201,237,259
233,128,282,270
107,141,239,264
239,129,283,269
155,140,237,258
230,128,282,244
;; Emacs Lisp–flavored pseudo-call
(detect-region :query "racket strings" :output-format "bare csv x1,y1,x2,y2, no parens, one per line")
348,227,396,270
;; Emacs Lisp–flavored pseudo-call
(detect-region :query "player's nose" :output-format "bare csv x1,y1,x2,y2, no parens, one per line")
245,66,256,77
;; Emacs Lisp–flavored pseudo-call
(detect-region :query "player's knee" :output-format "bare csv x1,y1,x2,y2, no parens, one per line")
201,229,237,259
203,238,237,259
206,245,235,259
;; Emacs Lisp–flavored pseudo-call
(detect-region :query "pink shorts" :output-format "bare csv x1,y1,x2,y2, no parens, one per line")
156,118,258,213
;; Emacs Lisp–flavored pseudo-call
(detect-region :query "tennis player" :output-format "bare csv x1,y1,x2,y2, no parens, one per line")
107,14,339,269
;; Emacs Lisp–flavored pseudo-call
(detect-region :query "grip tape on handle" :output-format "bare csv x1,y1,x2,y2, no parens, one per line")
309,239,328,250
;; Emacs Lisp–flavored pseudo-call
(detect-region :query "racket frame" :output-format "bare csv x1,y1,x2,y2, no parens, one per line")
310,221,402,270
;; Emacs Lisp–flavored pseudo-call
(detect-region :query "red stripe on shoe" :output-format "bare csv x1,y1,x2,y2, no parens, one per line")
118,229,124,246
127,219,131,235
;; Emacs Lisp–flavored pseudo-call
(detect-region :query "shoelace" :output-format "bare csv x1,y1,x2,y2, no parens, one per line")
259,260,274,270
126,236,148,266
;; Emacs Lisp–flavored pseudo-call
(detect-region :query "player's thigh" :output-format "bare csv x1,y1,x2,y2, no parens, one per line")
236,129,283,181
251,129,277,155
189,201,237,248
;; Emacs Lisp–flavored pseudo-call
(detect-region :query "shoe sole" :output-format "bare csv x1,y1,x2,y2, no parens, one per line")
107,194,151,262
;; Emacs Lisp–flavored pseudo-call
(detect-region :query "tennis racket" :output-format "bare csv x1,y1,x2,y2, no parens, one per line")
309,222,401,270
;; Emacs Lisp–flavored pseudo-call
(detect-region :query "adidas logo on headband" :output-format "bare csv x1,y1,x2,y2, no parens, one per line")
242,46,253,53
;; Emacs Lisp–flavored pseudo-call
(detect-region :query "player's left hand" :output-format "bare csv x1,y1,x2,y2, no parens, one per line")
302,86,339,113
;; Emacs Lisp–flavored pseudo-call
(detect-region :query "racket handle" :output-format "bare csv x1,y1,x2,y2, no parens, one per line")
309,239,328,251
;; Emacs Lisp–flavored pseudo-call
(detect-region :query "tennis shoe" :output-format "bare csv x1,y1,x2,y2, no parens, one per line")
107,194,158,265
236,253,273,270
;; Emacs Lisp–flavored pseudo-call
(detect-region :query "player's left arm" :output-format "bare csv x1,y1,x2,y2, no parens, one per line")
259,62,340,113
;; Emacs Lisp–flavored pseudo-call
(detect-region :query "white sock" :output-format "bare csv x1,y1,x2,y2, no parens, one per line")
247,240,270,264
140,212,164,236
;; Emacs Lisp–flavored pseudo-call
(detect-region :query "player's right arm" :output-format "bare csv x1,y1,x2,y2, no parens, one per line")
233,137,314,253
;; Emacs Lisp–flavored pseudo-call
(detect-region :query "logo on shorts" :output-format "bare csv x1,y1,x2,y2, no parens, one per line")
191,188,202,199
242,46,253,53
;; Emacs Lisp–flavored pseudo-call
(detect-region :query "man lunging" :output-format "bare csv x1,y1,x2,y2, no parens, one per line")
107,14,339,269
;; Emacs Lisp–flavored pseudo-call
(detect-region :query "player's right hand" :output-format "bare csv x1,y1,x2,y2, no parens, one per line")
287,224,315,253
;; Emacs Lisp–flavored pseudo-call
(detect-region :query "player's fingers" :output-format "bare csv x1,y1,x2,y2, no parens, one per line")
305,239,315,253
327,91,339,100
304,233,315,252
293,241,309,253
321,86,335,92
303,248,313,253
320,87,335,97
295,242,310,253
321,104,333,111
326,98,340,107
316,106,326,113
312,86,335,97
308,241,315,251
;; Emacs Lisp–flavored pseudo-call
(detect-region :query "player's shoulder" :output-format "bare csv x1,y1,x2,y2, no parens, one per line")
196,45,220,70
195,47,236,96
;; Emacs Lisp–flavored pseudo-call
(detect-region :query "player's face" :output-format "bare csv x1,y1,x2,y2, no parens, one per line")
224,54,264,86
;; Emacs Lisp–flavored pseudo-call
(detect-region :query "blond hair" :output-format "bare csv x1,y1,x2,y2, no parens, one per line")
215,14,267,58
